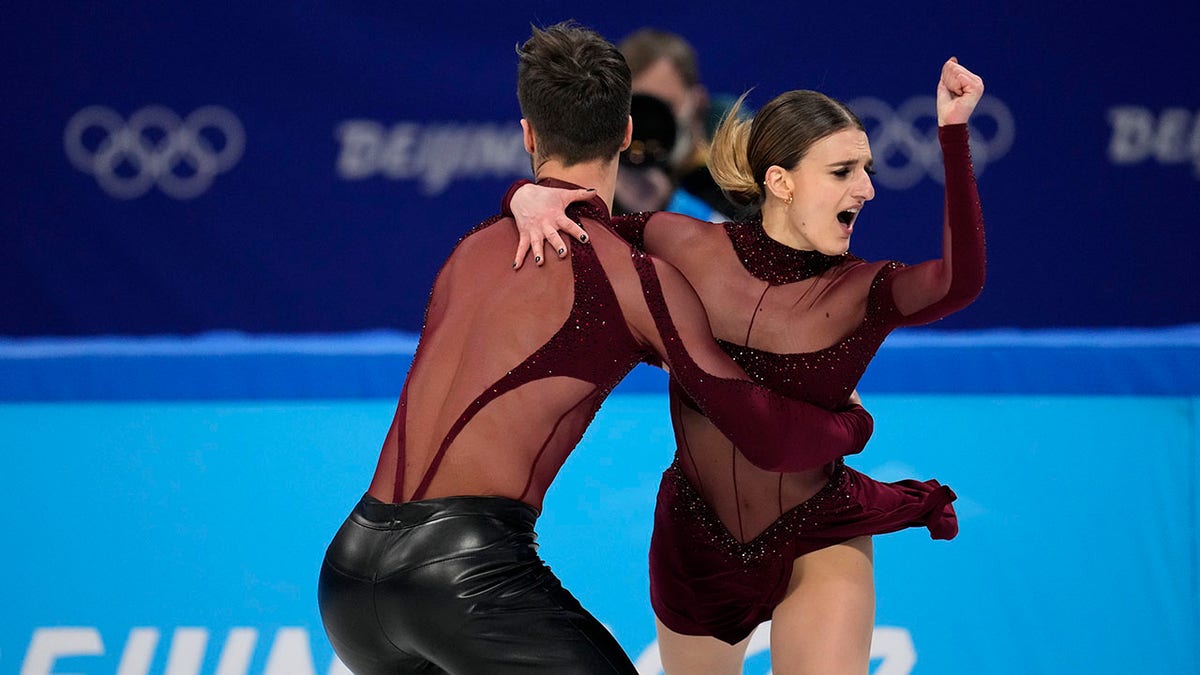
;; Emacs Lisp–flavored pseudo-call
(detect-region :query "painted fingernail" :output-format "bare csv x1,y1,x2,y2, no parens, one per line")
512,262,517,269
586,188,596,192
558,247,565,255
535,256,542,264
579,234,588,243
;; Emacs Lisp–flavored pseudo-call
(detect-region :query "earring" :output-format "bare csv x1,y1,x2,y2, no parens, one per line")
785,194,794,206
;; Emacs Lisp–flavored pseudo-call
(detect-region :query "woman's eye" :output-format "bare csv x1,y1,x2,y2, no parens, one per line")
832,169,850,178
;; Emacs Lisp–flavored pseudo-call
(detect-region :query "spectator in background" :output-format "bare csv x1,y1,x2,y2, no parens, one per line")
614,93,724,221
619,27,739,220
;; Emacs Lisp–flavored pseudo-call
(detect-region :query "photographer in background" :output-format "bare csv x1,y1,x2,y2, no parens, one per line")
619,27,740,220
615,94,725,221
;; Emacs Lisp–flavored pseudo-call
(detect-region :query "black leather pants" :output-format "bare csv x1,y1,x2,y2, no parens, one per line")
318,494,638,674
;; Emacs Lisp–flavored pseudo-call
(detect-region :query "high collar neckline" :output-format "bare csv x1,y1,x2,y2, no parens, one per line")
727,216,848,285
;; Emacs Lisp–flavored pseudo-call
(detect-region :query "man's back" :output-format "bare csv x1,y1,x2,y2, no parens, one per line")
320,22,859,675
367,198,650,510
366,188,877,512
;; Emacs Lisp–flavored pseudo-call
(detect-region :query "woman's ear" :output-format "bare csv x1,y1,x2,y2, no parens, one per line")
763,165,792,202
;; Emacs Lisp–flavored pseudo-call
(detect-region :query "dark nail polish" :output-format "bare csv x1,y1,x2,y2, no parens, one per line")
558,248,565,255
579,234,588,243
535,256,542,264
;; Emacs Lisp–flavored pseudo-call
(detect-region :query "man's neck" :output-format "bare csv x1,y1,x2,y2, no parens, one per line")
534,156,619,212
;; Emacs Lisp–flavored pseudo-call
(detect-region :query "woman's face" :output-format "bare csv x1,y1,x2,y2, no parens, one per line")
785,128,876,255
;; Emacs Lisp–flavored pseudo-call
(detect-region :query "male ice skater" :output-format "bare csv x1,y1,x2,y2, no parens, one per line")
316,21,873,674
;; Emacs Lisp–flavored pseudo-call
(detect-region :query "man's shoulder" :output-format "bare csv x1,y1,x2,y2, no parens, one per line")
452,213,511,247
431,214,513,276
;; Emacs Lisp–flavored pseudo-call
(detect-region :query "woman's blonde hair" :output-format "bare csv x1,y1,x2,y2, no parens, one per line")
709,89,864,208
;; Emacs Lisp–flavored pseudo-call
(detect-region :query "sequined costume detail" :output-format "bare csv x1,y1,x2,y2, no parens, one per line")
650,460,956,644
370,179,875,512
511,125,985,642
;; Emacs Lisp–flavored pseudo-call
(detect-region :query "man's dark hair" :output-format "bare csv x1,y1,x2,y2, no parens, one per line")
517,21,631,166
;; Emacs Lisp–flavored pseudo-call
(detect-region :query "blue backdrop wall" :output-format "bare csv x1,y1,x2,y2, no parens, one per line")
4,3,1200,674
4,2,1199,335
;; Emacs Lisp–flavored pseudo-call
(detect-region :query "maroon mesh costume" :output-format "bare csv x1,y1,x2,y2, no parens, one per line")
502,124,986,645
320,184,879,674
367,182,876,510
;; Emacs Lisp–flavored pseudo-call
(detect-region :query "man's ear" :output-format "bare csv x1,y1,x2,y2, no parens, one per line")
521,119,536,155
620,116,633,151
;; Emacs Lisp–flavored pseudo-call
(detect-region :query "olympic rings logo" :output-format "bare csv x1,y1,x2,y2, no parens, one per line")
847,95,1015,190
64,105,245,200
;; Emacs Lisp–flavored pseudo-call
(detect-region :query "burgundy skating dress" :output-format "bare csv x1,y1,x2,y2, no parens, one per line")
372,184,877,511
608,125,984,643
326,185,882,674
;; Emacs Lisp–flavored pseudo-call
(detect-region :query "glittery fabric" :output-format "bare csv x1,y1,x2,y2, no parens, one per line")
705,259,903,408
607,125,982,641
649,459,957,644
724,216,852,286
608,210,652,251
372,179,875,512
633,250,873,473
406,197,642,502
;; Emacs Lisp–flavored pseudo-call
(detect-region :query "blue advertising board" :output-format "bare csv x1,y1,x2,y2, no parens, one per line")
2,329,1198,674
3,2,1199,335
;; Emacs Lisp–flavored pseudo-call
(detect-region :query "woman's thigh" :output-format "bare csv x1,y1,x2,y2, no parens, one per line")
769,536,875,675
655,616,753,675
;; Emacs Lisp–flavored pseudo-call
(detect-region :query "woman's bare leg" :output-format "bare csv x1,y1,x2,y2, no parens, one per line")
769,536,875,675
655,616,753,675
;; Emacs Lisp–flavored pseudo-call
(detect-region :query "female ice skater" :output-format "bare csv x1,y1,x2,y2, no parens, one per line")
506,57,986,674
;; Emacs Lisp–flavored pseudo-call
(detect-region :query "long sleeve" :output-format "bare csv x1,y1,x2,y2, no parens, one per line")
608,211,653,250
500,179,659,250
499,178,533,215
632,251,873,472
886,123,987,325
